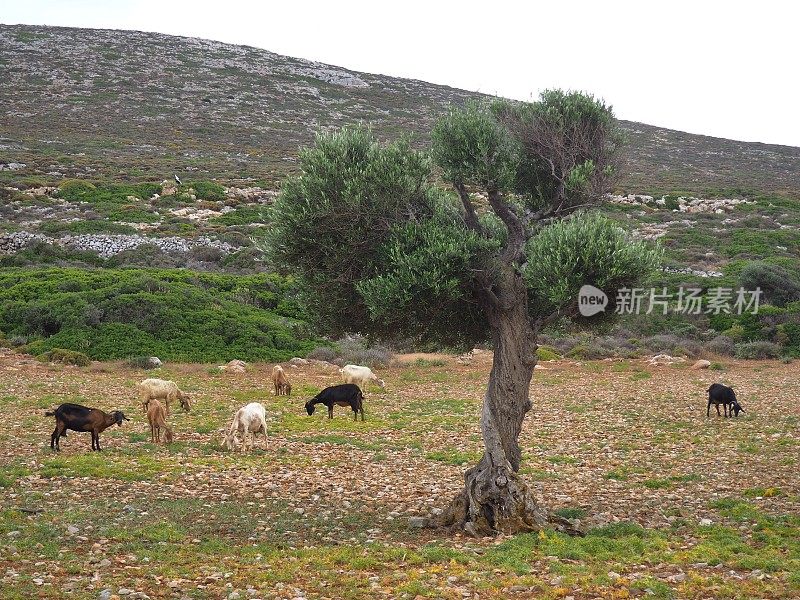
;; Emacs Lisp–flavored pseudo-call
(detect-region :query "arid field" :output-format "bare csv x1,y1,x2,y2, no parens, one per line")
1,349,798,599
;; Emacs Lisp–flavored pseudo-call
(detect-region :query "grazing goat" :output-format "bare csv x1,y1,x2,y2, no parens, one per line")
146,399,173,444
138,378,191,415
271,365,291,396
46,403,129,451
707,383,744,417
223,402,268,452
305,384,364,421
339,364,385,391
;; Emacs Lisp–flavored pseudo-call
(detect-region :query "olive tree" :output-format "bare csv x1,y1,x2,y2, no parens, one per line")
270,90,660,536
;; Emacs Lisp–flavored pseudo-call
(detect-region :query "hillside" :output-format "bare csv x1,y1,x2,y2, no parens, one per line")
2,24,799,195
0,24,799,364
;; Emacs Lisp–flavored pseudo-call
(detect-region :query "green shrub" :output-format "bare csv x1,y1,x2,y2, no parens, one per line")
722,324,746,342
190,181,226,201
777,323,800,350
566,343,613,360
36,348,91,366
734,341,781,359
536,345,561,361
739,262,800,306
57,181,160,205
56,179,96,201
211,205,269,225
221,248,265,271
0,267,317,363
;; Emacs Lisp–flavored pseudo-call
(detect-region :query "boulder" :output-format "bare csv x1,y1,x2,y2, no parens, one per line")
220,359,247,373
691,359,711,370
647,353,685,366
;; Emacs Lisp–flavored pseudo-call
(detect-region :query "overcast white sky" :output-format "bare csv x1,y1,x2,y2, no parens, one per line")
4,0,799,146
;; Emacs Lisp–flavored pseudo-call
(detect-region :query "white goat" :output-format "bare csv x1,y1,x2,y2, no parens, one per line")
339,364,385,391
223,402,268,452
138,378,191,415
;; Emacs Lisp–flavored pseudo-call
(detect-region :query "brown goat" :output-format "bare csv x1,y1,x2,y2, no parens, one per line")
46,403,129,451
271,365,291,396
146,399,173,444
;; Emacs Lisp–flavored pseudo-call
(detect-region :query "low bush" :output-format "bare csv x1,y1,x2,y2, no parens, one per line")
0,267,317,363
706,335,736,356
336,336,393,367
56,179,96,200
211,205,269,226
566,342,614,360
189,181,226,201
36,348,91,366
306,336,393,367
739,262,800,306
536,346,561,361
0,241,105,268
734,341,781,359
306,346,338,363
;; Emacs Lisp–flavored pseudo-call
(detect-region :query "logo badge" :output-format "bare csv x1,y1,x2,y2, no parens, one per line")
578,285,608,317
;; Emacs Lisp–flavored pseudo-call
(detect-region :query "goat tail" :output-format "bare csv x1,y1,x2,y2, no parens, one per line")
45,410,55,417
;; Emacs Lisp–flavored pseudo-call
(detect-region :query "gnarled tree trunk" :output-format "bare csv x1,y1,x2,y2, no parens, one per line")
432,271,581,536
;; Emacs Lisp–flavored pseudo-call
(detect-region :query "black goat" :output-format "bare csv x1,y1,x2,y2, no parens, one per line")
707,383,744,417
46,403,129,451
305,384,364,421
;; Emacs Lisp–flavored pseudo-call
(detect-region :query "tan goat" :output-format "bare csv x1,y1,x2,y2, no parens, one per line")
271,365,291,396
146,399,173,444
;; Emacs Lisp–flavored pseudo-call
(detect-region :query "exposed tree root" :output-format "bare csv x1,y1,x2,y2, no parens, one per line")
426,460,585,537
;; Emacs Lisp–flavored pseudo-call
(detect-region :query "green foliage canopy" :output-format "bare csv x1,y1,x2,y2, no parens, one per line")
270,91,660,347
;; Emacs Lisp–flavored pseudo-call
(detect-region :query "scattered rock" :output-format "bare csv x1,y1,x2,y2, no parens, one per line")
691,359,711,370
408,516,428,529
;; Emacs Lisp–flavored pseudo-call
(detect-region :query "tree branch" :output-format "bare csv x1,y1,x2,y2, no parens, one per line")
532,303,579,332
525,200,600,227
455,181,483,233
487,189,526,264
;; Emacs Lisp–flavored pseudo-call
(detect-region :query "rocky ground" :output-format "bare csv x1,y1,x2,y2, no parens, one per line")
0,181,275,271
0,350,797,599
